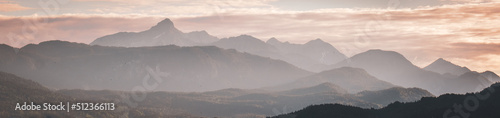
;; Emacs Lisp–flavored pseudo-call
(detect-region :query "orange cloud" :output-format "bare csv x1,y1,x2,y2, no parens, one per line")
0,3,32,12
0,2,499,74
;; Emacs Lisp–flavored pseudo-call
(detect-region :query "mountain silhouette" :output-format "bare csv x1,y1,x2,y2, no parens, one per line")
266,67,396,93
481,71,500,83
356,87,434,105
212,35,279,57
330,49,493,95
90,18,218,47
89,18,347,72
423,58,471,76
0,40,312,92
277,82,348,96
266,38,347,72
271,82,500,118
0,69,436,117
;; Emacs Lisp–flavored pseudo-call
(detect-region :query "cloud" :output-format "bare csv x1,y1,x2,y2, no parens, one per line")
70,0,277,17
0,2,499,74
0,15,164,47
0,2,33,12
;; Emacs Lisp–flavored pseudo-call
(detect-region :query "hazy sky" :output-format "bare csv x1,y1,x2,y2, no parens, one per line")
1,0,499,74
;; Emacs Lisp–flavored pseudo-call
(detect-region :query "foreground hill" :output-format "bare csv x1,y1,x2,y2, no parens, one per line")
59,82,432,117
0,70,432,117
0,71,199,118
0,40,311,92
356,87,434,105
271,83,500,118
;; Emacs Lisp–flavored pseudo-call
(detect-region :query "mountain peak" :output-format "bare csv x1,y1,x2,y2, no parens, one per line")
193,30,208,34
224,34,264,43
305,38,327,45
0,44,14,50
360,49,408,60
266,37,281,44
480,71,500,82
424,58,471,76
236,34,255,39
434,58,451,64
149,18,175,30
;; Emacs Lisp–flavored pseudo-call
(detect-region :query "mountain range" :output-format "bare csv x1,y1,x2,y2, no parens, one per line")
265,67,396,93
0,70,435,117
91,18,347,72
423,58,471,76
90,19,218,47
88,18,499,95
1,17,499,117
0,71,202,118
57,75,433,117
330,49,494,95
0,41,311,92
271,82,500,118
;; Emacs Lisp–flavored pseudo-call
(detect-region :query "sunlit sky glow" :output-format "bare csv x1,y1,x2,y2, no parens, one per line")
1,0,499,74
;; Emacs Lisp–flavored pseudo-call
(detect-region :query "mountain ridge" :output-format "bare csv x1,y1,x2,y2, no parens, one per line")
423,58,471,76
1,40,312,92
271,82,500,118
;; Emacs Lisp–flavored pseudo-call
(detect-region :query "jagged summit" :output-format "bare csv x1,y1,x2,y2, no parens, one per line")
149,18,175,30
90,18,218,47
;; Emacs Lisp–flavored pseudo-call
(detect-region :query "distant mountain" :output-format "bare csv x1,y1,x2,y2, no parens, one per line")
277,82,348,96
423,58,471,76
0,71,84,117
212,35,279,57
271,83,500,118
266,38,347,72
481,71,500,83
202,88,254,97
52,78,433,117
356,87,434,106
330,49,490,95
423,58,499,83
185,30,219,44
266,67,396,93
440,71,493,93
91,18,347,72
0,40,312,92
90,18,218,47
59,82,378,117
0,71,202,117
